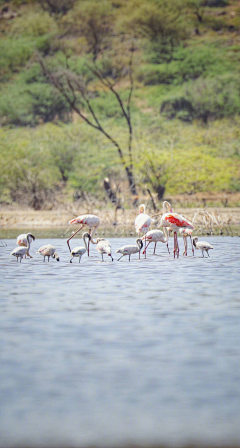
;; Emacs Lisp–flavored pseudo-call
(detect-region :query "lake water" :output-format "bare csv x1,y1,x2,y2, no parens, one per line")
1,237,240,448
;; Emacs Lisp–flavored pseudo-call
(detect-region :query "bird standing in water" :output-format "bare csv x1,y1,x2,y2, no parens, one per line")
116,238,143,261
11,233,34,262
67,214,100,255
96,238,113,261
142,229,170,256
135,204,152,259
160,201,194,258
36,245,60,262
180,228,194,256
16,233,35,258
70,232,91,263
192,237,213,257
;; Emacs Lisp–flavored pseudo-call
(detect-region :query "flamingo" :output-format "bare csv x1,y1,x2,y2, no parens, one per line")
11,233,33,263
116,238,143,261
70,232,91,263
16,233,35,258
142,229,170,256
179,228,194,256
135,204,152,259
96,238,113,261
36,244,60,262
160,201,194,258
67,214,100,256
192,237,213,257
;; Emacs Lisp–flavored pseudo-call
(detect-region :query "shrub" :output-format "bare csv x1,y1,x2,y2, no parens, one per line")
161,75,240,123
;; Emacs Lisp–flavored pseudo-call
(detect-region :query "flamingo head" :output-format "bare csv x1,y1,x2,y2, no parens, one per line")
136,238,143,250
139,204,146,214
26,233,35,242
53,252,60,261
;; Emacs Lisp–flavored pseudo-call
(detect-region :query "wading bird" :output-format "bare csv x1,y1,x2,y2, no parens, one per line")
11,233,34,263
180,228,194,256
135,204,152,259
70,232,91,263
142,229,170,256
116,238,143,261
160,201,194,258
192,237,213,257
67,214,100,255
96,238,113,261
36,245,60,262
17,233,35,258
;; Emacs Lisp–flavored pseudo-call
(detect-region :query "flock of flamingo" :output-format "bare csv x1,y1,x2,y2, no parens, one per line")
10,201,213,263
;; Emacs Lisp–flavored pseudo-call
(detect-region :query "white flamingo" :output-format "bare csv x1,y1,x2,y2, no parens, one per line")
36,244,60,262
142,229,170,256
179,228,194,256
67,214,100,255
160,201,194,258
96,238,113,261
192,237,213,257
116,238,143,261
11,233,33,263
135,204,152,259
16,233,35,258
70,232,91,263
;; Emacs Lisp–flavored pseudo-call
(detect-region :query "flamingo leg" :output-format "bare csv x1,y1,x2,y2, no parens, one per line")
70,257,74,263
88,228,92,256
176,235,180,258
67,225,84,253
153,242,157,255
79,256,82,263
166,242,170,255
173,232,176,258
48,256,50,262
43,256,45,262
144,238,147,259
117,255,124,261
142,241,150,255
101,253,104,262
190,236,194,256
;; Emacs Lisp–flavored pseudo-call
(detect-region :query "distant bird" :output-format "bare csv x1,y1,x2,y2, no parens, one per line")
116,238,143,261
96,238,113,261
142,229,170,256
135,204,152,258
192,237,213,257
67,214,100,255
11,233,33,263
17,233,35,258
70,232,91,263
36,244,60,262
179,228,194,256
160,201,194,258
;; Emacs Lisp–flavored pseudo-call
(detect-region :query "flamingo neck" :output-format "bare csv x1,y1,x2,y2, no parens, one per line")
139,204,145,214
163,227,169,242
83,233,89,251
163,201,172,213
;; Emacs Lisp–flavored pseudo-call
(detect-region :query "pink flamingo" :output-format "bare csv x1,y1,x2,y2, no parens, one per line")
135,204,152,259
142,229,170,256
160,201,194,258
179,228,194,256
67,214,100,255
17,233,35,258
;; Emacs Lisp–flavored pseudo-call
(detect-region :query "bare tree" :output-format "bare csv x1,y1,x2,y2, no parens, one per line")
39,45,138,200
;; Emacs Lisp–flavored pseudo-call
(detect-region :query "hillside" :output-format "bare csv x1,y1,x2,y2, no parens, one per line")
0,0,240,211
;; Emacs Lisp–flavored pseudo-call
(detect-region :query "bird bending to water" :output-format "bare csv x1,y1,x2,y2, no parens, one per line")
135,204,152,259
70,232,91,263
192,237,213,257
142,229,170,256
17,233,35,258
116,238,143,261
36,244,60,262
179,228,194,256
160,201,194,258
67,214,100,255
11,233,33,263
96,238,113,261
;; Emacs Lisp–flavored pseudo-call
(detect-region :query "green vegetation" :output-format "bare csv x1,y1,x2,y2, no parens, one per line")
0,0,240,209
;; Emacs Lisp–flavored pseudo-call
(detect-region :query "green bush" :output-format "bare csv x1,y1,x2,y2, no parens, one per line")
161,75,240,123
0,38,35,81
